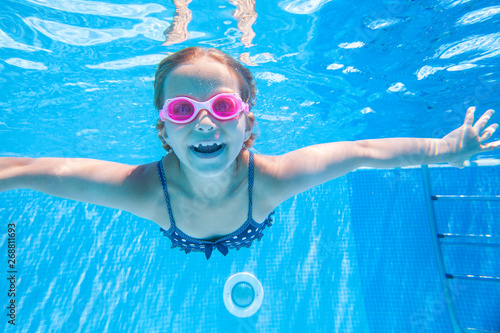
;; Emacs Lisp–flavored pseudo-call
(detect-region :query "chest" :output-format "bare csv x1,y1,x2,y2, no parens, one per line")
160,179,258,240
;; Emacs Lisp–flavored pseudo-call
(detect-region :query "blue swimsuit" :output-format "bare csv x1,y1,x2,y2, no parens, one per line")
157,150,274,259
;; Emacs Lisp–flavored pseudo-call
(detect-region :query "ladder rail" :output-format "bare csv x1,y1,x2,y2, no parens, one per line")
421,165,463,332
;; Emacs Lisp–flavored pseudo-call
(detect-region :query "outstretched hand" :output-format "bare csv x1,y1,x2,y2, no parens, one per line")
443,107,500,168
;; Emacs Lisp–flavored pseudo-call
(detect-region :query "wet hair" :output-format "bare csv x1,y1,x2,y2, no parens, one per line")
154,47,258,151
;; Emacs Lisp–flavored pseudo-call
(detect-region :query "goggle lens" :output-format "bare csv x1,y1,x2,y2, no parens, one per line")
212,96,237,117
169,100,195,121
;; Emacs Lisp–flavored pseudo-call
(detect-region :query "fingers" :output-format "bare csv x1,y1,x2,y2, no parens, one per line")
480,123,498,141
473,109,495,132
481,140,500,152
464,106,475,127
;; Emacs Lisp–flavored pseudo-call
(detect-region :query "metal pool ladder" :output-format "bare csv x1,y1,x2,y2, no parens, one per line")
421,165,500,333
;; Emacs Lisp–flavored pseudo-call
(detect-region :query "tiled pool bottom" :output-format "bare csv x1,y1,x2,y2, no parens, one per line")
1,165,498,332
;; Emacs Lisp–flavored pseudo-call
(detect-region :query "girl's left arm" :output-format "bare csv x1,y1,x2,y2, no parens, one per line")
266,107,499,204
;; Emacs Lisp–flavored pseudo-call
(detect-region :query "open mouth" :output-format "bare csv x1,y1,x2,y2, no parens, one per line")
190,142,226,158
193,143,223,153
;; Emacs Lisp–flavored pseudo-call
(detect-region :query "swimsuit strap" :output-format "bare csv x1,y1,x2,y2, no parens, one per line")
248,150,254,220
157,158,176,227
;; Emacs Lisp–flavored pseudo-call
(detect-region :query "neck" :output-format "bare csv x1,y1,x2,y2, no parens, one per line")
176,151,246,200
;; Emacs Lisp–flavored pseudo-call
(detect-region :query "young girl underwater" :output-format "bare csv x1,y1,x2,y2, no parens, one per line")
1,47,499,259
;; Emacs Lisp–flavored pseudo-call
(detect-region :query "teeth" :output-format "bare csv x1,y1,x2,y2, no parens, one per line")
192,142,224,154
195,142,221,148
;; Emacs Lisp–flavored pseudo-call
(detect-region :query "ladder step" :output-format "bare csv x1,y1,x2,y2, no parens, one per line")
446,273,500,282
440,241,500,248
464,328,500,333
439,233,498,239
432,195,500,201
438,234,500,247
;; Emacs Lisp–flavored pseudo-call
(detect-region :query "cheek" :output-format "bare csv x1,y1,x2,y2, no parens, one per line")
236,114,248,131
163,122,187,143
229,118,247,140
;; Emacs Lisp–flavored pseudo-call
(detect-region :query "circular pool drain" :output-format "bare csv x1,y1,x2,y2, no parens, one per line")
223,272,263,317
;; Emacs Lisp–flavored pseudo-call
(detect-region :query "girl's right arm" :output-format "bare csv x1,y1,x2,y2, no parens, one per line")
258,107,499,208
0,157,157,220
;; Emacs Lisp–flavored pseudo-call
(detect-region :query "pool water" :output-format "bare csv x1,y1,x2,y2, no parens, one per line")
1,0,499,332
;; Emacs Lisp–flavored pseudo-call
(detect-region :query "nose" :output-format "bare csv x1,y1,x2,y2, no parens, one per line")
195,109,217,132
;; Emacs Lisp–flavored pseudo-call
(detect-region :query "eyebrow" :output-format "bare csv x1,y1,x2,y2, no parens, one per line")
168,89,238,101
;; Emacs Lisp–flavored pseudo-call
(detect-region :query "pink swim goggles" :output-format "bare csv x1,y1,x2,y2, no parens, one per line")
159,93,249,124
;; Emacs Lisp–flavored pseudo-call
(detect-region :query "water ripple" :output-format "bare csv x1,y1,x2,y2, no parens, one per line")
438,32,500,59
387,82,405,93
338,41,365,49
417,32,500,79
4,58,48,70
86,54,167,70
439,0,472,9
456,6,500,26
255,71,287,84
366,18,402,30
415,65,447,80
446,63,477,71
23,17,169,46
0,28,50,52
248,52,277,64
278,0,333,14
25,0,166,19
327,63,343,70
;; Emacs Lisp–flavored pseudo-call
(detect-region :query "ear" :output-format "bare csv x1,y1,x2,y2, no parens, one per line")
156,119,171,149
161,125,172,147
244,113,255,142
244,127,252,142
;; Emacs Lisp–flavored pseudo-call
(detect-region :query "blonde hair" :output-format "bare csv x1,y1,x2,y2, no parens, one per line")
154,47,258,151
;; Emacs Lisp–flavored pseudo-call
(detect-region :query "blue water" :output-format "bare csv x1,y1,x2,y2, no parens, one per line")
1,0,499,332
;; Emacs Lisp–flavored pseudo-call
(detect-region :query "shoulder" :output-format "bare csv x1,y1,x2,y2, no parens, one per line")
125,160,160,190
252,152,281,180
121,159,169,223
249,152,286,212
250,149,327,208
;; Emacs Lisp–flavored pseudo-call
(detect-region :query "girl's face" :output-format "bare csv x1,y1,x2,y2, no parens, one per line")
161,56,251,176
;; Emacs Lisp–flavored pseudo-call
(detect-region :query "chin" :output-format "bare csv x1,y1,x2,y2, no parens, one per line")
188,151,235,176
